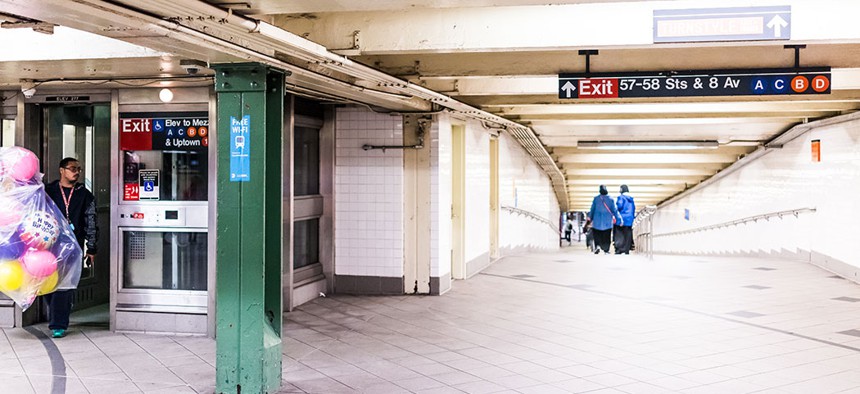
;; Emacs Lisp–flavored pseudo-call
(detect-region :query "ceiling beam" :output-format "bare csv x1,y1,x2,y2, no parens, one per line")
526,117,808,126
561,163,726,171
552,146,754,156
566,168,716,176
467,94,860,107
484,97,860,114
510,112,835,123
414,67,860,96
213,0,629,14
565,176,705,184
557,153,738,164
567,185,685,192
569,193,671,199
272,3,860,56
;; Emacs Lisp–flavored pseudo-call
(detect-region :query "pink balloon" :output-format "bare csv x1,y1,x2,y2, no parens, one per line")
4,147,39,182
0,197,23,227
22,250,57,278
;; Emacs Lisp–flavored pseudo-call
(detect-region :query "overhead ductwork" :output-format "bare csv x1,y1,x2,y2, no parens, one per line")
0,0,568,210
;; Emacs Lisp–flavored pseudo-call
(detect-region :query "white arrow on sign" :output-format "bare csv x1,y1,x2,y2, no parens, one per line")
560,81,577,98
767,15,788,38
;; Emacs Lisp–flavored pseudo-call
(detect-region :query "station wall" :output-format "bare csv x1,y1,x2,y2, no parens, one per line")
497,131,561,255
651,114,860,280
334,106,560,294
334,107,405,283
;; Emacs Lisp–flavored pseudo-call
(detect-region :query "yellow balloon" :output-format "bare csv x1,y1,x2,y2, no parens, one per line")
0,260,24,292
37,271,59,295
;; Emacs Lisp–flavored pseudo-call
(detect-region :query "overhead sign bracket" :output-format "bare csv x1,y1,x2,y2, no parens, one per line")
784,44,806,69
578,50,599,75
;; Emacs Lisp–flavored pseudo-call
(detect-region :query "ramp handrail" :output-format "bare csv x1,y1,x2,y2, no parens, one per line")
501,205,560,235
652,207,816,238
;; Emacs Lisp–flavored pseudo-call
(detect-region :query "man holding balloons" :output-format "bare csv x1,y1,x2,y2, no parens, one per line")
44,157,98,338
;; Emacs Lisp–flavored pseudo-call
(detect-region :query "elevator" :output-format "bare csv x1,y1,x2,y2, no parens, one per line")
111,88,215,335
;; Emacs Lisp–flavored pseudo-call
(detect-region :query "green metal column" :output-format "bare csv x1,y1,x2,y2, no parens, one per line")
214,63,285,394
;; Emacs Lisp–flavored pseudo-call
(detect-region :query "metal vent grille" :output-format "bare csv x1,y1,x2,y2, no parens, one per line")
129,232,146,260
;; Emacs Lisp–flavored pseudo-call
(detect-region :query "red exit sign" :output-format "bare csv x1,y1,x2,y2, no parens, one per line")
121,118,151,133
578,78,619,98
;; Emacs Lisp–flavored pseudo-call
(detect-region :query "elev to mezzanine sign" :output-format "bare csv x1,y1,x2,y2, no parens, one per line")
557,67,831,99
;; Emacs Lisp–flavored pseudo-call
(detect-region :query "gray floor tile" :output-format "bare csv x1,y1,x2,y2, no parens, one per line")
428,370,484,385
6,251,860,394
742,285,771,290
727,310,766,318
392,375,447,391
454,380,507,394
332,373,389,390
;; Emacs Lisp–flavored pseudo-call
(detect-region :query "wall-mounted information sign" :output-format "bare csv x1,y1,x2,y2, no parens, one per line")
230,115,251,182
119,112,209,151
811,139,821,162
124,183,140,201
46,96,91,102
558,67,830,99
138,169,160,200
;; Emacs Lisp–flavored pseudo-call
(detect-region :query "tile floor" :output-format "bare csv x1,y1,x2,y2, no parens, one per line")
4,248,860,393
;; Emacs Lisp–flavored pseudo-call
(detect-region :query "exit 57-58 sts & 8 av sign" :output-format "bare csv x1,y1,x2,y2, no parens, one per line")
558,67,830,99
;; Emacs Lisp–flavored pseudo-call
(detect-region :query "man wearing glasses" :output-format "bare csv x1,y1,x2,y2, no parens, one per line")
44,157,98,338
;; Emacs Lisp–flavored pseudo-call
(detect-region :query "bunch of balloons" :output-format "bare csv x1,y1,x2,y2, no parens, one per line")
0,147,82,310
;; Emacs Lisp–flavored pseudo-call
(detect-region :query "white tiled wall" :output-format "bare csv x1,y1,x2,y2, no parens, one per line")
335,107,561,282
464,121,491,262
652,115,860,267
431,115,452,278
335,107,404,277
430,116,559,276
498,134,561,252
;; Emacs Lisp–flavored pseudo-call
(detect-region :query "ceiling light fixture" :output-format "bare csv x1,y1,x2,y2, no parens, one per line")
576,141,720,150
159,88,174,102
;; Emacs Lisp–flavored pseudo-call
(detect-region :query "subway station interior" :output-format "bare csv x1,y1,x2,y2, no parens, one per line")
2,0,860,393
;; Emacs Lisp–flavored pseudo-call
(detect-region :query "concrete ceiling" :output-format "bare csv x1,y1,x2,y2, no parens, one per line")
2,0,860,212
257,0,860,211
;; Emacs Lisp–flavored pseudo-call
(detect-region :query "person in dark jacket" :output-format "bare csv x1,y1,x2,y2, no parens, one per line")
614,184,636,254
583,218,594,252
44,157,98,338
588,185,623,254
563,221,573,244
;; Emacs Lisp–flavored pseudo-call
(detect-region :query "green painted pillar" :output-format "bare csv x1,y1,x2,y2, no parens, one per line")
214,63,285,394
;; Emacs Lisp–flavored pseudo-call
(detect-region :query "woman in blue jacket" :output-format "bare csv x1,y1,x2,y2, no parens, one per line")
614,184,636,254
588,185,623,254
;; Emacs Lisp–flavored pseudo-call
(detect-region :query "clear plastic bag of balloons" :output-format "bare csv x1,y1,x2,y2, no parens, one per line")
0,147,82,310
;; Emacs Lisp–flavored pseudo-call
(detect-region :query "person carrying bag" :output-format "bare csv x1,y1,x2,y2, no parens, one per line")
588,185,622,254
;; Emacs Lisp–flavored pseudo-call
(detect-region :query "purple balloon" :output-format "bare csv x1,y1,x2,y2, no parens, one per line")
0,233,25,261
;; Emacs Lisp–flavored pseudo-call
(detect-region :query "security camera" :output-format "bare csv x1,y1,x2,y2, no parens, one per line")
20,80,36,98
179,59,208,75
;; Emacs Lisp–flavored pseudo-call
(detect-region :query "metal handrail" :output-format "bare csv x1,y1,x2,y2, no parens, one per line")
632,205,658,227
652,207,816,238
631,205,658,259
501,205,560,235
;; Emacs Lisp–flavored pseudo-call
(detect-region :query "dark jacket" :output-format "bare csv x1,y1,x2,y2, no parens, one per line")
46,180,98,254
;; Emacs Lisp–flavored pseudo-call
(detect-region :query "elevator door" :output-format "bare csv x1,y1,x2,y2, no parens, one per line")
42,104,112,313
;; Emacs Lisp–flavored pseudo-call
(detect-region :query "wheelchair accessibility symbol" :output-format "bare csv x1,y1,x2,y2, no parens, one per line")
144,181,154,192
